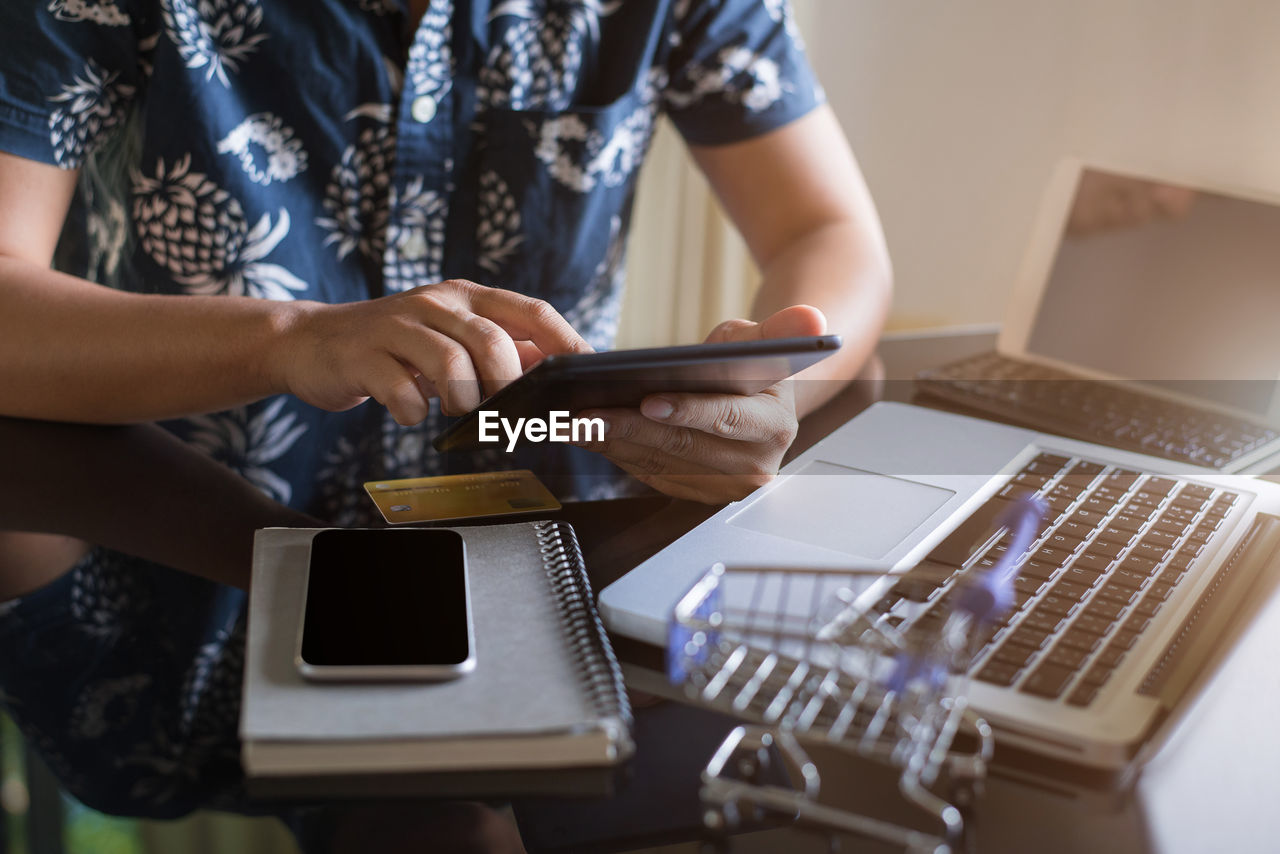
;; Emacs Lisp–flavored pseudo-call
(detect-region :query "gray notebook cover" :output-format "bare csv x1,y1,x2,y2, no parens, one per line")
241,522,632,773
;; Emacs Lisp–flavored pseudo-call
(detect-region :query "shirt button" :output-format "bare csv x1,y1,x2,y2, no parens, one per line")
410,95,437,124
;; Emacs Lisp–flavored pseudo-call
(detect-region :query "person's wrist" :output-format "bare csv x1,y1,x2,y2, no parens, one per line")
259,299,318,398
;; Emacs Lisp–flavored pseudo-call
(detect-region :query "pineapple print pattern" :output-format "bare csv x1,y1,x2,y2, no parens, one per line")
530,95,658,193
132,155,308,300
384,176,448,291
480,0,620,111
476,170,523,274
182,396,308,504
216,112,308,186
68,675,151,741
565,214,625,351
47,59,135,168
664,46,787,113
406,0,454,104
316,120,395,263
68,550,155,642
47,0,130,26
161,0,268,86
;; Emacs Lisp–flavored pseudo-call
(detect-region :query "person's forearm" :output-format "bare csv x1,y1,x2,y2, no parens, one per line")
752,218,892,417
0,256,296,422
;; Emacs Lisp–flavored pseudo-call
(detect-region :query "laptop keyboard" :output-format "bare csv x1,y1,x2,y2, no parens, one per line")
917,352,1277,469
886,453,1239,707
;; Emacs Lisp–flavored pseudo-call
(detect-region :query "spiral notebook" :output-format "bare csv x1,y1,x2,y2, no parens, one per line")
240,521,633,794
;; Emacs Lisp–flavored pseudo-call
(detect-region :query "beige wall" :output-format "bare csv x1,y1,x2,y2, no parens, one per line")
806,0,1280,330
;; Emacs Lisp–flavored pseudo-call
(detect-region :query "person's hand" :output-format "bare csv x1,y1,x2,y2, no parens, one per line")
275,279,590,423
576,305,826,504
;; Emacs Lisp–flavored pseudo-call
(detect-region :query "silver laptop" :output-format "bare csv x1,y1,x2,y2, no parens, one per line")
918,158,1280,473
599,162,1280,771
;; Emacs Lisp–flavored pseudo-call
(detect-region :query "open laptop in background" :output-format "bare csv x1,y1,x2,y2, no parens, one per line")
600,161,1280,775
917,159,1280,473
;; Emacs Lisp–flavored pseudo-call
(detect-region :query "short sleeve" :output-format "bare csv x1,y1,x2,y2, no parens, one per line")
661,0,825,147
0,2,144,169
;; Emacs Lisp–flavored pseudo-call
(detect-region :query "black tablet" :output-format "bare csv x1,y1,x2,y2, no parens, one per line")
432,334,841,452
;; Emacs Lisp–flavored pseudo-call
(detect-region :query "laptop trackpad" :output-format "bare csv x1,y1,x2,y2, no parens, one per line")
728,460,954,559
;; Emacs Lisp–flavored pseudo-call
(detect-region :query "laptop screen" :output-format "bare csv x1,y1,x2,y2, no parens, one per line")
1024,167,1280,415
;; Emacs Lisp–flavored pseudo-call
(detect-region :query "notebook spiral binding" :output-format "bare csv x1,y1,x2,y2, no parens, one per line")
534,521,633,732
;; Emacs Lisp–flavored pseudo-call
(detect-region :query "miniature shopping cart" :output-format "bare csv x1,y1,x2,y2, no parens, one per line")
665,497,1045,854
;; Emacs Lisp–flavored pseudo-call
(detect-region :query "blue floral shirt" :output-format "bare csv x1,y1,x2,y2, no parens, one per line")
1,0,823,522
0,0,822,819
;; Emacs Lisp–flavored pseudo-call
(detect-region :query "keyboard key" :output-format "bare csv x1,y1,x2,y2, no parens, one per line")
929,497,1011,567
1171,494,1208,513
1029,450,1070,471
1057,627,1103,653
1120,555,1159,577
991,643,1039,667
1095,581,1139,607
1082,598,1126,622
1088,539,1127,559
1068,461,1105,477
1109,629,1141,650
1141,530,1180,550
1070,613,1114,636
1031,546,1073,567
1167,551,1197,571
1134,596,1163,618
1056,519,1098,540
1070,508,1109,527
1032,453,1071,470
1080,663,1114,687
1021,663,1077,698
1074,552,1114,573
1067,683,1101,707
1021,559,1060,581
1014,471,1052,489
1103,470,1140,490
1096,645,1127,668
1036,593,1078,617
1144,477,1177,495
1120,502,1158,522
1131,541,1173,563
1153,518,1192,537
1013,575,1045,596
1059,565,1104,587
1109,567,1149,590
1109,513,1149,534
1098,526,1135,547
1180,484,1214,500
1045,644,1090,670
1004,626,1052,651
998,482,1038,501
1146,581,1176,601
977,660,1022,686
1021,610,1067,634
1044,532,1084,553
1050,579,1091,601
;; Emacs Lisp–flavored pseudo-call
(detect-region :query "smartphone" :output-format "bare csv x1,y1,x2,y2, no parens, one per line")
296,528,476,681
433,334,841,452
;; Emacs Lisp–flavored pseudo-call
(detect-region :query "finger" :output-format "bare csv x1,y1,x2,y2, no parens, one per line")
425,310,523,397
637,391,796,446
386,327,482,415
593,437,727,479
578,409,754,474
365,353,432,426
462,285,593,356
515,340,547,372
614,467,760,504
704,305,827,345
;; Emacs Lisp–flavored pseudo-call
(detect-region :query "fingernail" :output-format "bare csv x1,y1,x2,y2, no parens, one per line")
642,397,674,420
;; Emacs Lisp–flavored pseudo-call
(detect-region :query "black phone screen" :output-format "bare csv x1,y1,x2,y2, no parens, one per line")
300,529,470,667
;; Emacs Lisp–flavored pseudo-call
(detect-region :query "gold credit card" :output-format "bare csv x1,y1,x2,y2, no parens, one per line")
363,470,561,524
